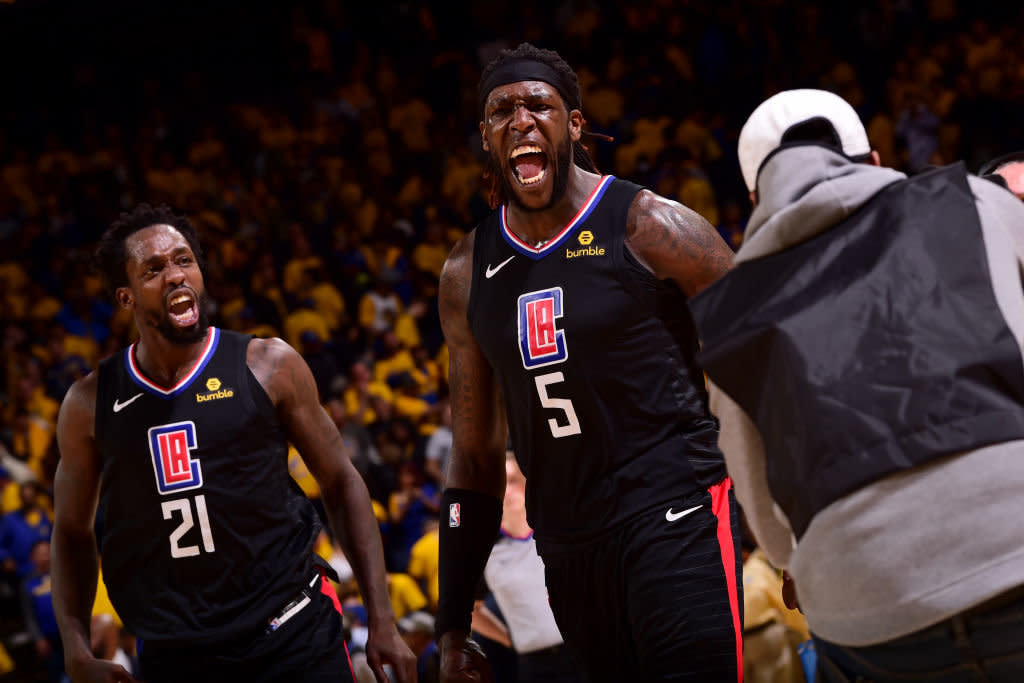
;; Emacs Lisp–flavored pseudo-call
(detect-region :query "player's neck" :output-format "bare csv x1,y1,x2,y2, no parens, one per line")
134,327,211,388
506,168,601,247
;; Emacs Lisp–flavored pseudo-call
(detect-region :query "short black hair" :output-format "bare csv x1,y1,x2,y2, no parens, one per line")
94,203,204,295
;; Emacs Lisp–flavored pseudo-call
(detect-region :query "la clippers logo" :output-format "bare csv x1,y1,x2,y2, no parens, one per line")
518,287,568,369
148,421,203,495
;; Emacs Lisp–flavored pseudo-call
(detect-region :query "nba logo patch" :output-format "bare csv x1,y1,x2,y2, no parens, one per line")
449,503,461,528
518,287,568,369
148,421,204,495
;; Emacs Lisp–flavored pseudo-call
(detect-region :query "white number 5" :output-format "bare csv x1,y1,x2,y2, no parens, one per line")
161,495,216,558
534,372,582,438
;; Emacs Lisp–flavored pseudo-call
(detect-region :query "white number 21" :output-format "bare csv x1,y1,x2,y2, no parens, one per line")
534,372,582,438
161,494,216,558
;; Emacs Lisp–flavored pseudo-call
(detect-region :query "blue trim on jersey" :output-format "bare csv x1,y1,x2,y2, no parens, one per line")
499,528,534,541
125,327,221,398
500,175,615,259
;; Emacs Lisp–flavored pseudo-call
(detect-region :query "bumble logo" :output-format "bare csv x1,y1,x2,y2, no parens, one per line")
566,230,605,259
197,377,234,403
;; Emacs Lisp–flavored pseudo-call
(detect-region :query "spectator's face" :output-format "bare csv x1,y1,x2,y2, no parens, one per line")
481,80,581,211
399,467,417,488
120,225,209,346
31,541,49,573
19,483,38,508
350,362,370,383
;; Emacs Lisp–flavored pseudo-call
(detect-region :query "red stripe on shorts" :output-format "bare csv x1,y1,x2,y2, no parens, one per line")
709,477,743,682
319,573,355,676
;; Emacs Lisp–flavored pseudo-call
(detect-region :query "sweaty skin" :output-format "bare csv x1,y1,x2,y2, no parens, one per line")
52,224,416,683
438,79,733,683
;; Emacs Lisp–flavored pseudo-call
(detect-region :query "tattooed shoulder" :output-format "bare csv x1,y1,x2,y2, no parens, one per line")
625,190,732,290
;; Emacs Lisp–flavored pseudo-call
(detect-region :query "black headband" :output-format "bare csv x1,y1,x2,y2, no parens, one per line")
479,58,578,116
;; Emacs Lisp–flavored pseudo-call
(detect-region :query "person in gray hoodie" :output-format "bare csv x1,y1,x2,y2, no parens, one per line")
688,88,1024,682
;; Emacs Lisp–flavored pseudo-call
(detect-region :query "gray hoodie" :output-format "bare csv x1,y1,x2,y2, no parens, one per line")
710,145,1024,646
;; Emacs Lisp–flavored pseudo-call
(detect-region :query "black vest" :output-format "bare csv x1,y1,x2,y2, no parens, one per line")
468,176,725,548
95,328,320,643
689,163,1024,538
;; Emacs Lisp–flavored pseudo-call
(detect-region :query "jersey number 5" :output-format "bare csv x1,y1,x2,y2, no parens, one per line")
161,495,217,558
534,372,581,438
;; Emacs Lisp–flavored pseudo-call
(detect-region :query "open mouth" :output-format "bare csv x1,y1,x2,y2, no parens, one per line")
511,144,548,186
167,290,199,327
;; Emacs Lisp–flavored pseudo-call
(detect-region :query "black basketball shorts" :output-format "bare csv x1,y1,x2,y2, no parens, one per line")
138,571,355,683
540,478,744,683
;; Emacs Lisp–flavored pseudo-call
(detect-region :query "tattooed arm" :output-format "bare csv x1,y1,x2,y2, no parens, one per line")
437,230,507,499
53,373,140,682
437,230,505,683
248,338,416,683
625,190,734,296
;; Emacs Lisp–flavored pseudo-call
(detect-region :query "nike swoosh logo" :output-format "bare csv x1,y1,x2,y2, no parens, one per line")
113,393,144,413
665,504,702,522
485,255,515,279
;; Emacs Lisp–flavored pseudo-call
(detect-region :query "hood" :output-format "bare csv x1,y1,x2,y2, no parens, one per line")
737,146,905,264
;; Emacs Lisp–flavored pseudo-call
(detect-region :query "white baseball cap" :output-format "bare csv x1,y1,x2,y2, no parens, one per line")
738,88,871,192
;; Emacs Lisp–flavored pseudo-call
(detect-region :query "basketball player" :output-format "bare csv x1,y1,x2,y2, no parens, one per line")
436,43,743,683
51,204,416,683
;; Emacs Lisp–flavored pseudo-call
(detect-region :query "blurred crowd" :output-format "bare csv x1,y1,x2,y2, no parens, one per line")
1,0,1023,680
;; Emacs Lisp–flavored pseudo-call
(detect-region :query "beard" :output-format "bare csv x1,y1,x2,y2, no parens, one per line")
494,135,573,212
146,289,212,347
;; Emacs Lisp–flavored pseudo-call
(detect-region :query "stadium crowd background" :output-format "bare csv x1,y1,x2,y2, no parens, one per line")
0,0,1022,680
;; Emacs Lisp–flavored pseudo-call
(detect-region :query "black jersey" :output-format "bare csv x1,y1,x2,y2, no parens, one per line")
94,328,320,644
468,176,726,548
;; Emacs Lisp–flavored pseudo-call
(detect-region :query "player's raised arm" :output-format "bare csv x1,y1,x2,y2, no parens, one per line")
52,374,139,683
436,231,505,683
624,190,734,297
249,337,416,683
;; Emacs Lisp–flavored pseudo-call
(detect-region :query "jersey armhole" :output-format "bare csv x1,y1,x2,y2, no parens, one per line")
609,181,660,304
233,332,277,422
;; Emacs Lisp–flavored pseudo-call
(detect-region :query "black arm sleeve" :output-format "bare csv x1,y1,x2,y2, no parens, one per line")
435,487,502,638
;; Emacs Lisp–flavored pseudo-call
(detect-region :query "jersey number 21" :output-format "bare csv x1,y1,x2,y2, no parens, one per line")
149,421,217,558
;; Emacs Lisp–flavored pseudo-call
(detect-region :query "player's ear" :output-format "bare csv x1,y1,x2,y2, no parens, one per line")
480,121,489,152
568,109,583,143
115,287,134,309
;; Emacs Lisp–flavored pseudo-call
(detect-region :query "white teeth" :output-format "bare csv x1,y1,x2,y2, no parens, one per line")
517,168,547,185
511,145,542,158
170,294,192,306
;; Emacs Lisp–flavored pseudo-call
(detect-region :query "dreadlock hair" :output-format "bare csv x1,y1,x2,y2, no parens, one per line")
95,203,205,296
478,42,600,208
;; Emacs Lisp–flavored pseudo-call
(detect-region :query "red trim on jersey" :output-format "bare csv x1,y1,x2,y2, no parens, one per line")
127,326,219,395
710,477,743,683
500,175,613,254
